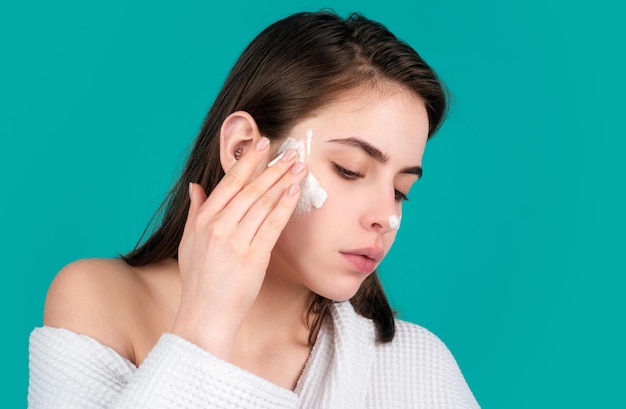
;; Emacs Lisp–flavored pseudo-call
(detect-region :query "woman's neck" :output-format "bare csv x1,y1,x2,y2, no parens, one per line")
230,273,315,390
236,272,314,347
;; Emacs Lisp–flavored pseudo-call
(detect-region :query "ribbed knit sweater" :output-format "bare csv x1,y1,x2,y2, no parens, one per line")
28,302,479,408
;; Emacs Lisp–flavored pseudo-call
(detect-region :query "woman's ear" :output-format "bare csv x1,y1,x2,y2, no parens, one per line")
219,111,263,173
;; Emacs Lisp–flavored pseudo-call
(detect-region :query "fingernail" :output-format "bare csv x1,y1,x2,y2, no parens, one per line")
290,161,305,174
188,182,193,201
288,183,300,196
256,137,269,150
282,149,296,161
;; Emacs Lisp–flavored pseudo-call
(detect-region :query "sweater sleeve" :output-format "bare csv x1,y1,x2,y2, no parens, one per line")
28,327,299,409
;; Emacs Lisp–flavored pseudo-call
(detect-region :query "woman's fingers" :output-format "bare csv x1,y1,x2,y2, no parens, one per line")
251,182,302,252
201,137,273,214
220,149,301,223
187,183,208,218
235,161,307,243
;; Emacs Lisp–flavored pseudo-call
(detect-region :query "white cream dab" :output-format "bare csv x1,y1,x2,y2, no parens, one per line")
389,214,401,230
267,137,304,166
268,129,327,214
305,128,313,156
300,172,327,213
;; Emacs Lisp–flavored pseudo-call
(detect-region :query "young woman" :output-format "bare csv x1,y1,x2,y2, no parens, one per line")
29,11,480,409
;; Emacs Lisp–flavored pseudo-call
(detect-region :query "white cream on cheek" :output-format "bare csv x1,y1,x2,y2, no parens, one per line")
305,128,313,155
389,214,401,230
268,128,328,214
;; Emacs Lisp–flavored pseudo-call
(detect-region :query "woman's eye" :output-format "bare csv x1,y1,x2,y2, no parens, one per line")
395,190,409,202
333,163,409,201
332,163,363,180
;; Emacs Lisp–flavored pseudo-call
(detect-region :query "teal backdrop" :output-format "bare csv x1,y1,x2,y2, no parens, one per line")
2,0,624,407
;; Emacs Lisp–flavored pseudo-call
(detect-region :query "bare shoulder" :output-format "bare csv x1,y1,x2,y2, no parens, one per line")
44,258,147,362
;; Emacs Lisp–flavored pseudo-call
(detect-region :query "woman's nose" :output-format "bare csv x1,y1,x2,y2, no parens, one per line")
361,186,400,234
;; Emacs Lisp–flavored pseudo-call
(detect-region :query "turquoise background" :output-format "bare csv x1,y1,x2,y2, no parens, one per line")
2,0,624,407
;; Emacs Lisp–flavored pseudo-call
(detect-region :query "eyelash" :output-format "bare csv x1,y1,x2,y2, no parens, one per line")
332,163,409,202
332,163,362,180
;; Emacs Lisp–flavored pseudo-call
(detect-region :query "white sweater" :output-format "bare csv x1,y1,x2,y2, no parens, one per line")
28,302,479,408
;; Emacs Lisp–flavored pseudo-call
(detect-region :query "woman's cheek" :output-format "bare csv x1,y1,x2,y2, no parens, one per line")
312,167,342,203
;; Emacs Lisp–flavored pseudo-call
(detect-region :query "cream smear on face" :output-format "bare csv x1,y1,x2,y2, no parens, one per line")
389,214,401,230
268,128,328,214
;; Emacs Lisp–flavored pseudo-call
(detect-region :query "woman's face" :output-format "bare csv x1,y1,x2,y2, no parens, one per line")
267,84,430,301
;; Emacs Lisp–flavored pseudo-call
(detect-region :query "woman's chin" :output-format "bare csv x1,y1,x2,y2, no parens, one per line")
310,275,367,302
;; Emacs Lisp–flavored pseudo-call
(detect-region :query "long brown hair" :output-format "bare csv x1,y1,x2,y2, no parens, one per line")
122,11,448,344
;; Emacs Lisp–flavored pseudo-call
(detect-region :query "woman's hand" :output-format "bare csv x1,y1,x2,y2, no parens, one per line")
172,137,307,360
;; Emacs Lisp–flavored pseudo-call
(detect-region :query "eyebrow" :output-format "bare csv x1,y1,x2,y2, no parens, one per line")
326,137,423,178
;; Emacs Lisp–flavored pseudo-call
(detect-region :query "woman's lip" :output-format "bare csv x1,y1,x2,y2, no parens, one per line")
343,247,384,262
340,252,377,274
